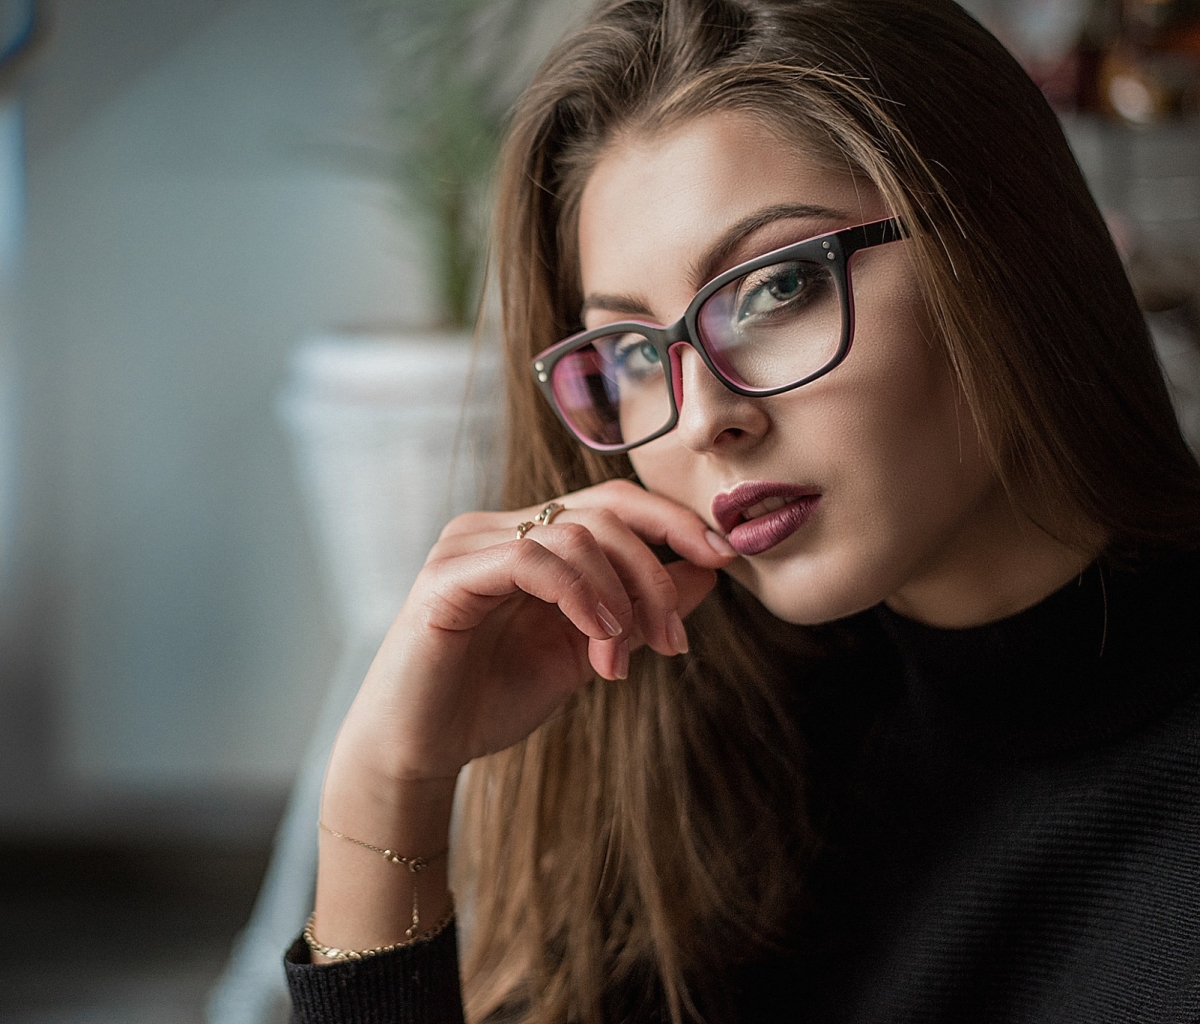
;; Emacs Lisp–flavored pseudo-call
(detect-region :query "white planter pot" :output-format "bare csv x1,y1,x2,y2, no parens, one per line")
209,333,501,1024
278,330,501,641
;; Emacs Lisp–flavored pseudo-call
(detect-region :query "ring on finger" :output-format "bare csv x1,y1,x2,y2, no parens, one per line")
516,501,567,540
535,502,566,526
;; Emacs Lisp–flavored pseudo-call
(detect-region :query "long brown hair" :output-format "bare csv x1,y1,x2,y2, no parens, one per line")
454,2,1200,1021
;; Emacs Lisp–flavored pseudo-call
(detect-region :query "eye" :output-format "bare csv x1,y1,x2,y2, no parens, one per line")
734,261,828,323
611,336,662,381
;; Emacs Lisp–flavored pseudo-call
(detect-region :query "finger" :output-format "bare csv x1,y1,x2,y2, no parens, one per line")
421,539,627,661
432,521,641,640
665,561,718,618
589,634,630,682
517,520,639,642
436,481,737,569
434,510,495,546
575,480,738,567
551,508,687,657
508,522,647,675
589,565,712,667
501,530,630,679
436,506,720,656
432,516,683,656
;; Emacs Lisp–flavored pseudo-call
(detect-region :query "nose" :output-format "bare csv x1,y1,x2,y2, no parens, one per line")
668,342,770,452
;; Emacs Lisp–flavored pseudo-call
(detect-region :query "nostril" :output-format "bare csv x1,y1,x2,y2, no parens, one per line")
667,342,764,452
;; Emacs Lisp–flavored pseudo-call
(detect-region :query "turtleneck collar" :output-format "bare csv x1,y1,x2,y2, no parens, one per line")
871,551,1200,766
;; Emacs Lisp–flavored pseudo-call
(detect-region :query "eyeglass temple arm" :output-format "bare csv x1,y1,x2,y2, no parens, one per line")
839,217,906,257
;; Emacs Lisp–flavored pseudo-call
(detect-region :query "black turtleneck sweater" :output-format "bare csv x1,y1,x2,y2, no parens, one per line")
286,555,1200,1023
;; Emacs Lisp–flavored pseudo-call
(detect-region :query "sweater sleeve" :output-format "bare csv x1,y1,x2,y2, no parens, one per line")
284,918,467,1024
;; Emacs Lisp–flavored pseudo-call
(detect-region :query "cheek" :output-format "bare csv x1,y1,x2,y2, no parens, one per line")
627,444,689,506
744,353,989,623
824,317,990,549
842,257,981,494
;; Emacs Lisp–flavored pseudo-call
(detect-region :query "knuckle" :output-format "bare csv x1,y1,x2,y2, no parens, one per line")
556,521,595,551
420,545,469,580
510,537,544,567
425,532,472,565
423,589,475,632
422,534,463,567
593,478,638,500
439,511,484,540
560,565,593,603
643,566,679,605
589,506,623,532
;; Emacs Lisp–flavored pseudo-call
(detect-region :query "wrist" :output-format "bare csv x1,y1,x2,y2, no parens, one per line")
322,747,458,852
313,783,456,959
330,700,467,786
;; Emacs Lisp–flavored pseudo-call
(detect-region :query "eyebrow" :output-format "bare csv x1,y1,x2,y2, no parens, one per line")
579,202,847,322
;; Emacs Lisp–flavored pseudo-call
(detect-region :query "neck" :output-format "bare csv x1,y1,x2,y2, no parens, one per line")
884,484,1101,629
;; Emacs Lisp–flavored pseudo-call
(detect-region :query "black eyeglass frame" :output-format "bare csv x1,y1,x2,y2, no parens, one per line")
531,216,906,453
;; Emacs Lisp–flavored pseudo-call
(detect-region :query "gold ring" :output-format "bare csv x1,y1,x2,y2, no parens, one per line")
535,502,566,526
515,521,536,540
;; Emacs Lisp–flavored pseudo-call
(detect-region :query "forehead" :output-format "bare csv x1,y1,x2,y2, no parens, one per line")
577,111,883,301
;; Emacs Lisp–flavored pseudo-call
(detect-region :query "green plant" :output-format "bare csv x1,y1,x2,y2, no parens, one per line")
358,0,543,330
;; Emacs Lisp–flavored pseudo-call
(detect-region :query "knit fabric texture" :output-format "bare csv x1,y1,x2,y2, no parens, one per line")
286,923,465,1024
286,553,1200,1022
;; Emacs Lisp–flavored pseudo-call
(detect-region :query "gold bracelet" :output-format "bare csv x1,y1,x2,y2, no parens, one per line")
318,820,449,939
303,906,455,962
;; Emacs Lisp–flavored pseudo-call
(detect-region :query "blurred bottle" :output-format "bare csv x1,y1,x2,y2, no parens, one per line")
1123,0,1196,40
1098,0,1200,124
1077,0,1123,112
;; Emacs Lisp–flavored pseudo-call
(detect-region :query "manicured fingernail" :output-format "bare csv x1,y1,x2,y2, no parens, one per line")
667,610,689,655
706,530,737,557
597,603,623,637
614,640,630,679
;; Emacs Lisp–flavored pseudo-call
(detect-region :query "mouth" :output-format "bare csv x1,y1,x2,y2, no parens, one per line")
712,481,821,557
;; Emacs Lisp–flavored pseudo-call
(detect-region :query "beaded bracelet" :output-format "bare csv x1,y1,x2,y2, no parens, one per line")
303,907,456,961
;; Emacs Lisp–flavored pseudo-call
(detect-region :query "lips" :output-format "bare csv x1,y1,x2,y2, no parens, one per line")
712,482,821,557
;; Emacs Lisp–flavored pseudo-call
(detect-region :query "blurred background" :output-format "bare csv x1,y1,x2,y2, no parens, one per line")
0,1,1197,1022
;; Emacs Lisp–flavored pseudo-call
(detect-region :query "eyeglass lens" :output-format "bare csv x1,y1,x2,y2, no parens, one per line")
550,255,842,449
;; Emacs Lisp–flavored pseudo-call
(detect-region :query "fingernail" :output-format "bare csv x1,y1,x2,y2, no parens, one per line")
667,610,689,655
706,530,737,558
614,640,630,679
597,603,623,637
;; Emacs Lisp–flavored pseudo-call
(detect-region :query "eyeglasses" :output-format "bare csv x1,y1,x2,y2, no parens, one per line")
531,217,905,453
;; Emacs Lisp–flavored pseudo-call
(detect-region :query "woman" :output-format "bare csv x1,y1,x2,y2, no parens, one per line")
286,1,1200,1021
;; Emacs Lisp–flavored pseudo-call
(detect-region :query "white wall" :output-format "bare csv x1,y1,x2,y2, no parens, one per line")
5,0,433,817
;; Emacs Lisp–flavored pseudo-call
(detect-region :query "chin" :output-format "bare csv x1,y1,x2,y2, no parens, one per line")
724,548,896,626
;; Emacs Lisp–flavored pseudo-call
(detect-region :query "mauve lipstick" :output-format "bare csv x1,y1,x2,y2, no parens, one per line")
712,482,821,557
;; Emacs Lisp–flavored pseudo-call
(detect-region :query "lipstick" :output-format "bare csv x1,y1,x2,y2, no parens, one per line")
712,482,820,557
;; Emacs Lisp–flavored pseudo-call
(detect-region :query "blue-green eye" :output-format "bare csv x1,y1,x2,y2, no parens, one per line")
735,261,829,323
625,341,661,365
612,338,662,381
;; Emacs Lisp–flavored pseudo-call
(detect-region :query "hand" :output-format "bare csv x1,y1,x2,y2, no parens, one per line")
311,479,736,956
330,479,737,785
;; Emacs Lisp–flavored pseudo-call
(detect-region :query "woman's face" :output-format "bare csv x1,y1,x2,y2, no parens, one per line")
577,111,1005,625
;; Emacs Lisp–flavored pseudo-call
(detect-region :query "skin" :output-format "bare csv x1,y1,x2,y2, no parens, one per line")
309,111,1095,958
582,113,1089,628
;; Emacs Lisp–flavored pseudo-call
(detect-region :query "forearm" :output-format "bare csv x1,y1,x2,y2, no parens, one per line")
310,742,459,961
290,481,726,1012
